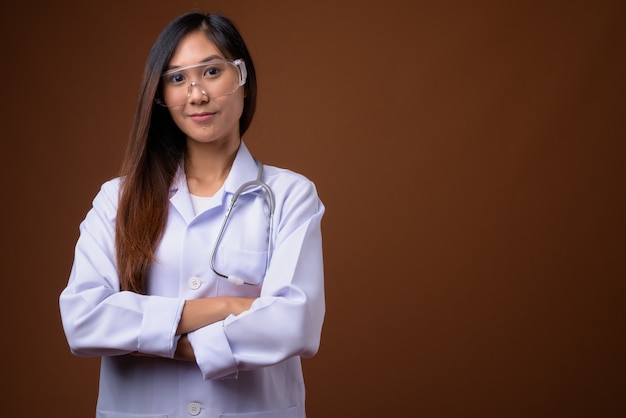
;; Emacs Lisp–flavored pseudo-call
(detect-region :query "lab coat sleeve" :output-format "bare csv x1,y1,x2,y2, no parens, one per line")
59,179,185,358
187,176,325,380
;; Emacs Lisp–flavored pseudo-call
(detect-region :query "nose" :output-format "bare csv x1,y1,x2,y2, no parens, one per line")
187,82,209,103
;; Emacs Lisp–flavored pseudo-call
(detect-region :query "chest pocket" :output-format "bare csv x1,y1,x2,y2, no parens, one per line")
214,244,268,288
213,190,272,286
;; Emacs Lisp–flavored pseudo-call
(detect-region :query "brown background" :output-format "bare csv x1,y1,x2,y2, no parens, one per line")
1,0,624,417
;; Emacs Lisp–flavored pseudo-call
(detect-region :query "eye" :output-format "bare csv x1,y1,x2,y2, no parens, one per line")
202,62,224,78
203,66,221,78
165,72,185,85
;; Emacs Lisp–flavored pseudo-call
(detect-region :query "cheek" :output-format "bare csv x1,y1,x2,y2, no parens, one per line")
220,93,245,130
229,90,245,118
167,109,186,129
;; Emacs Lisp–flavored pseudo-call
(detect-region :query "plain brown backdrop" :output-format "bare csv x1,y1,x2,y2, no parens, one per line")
1,0,624,417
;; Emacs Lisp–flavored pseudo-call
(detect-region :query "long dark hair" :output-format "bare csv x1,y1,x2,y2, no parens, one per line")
116,12,257,293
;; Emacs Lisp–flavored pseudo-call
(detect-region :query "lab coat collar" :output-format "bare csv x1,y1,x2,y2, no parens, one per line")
168,140,260,223
223,140,261,194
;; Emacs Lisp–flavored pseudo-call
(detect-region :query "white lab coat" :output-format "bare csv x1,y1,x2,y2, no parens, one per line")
59,142,325,418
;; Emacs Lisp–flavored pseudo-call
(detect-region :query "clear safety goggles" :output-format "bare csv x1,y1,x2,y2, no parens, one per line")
157,59,247,107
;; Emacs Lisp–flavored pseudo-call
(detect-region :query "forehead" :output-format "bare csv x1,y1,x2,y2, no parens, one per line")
168,31,224,67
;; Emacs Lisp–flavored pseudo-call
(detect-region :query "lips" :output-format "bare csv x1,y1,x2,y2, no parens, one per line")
189,112,216,122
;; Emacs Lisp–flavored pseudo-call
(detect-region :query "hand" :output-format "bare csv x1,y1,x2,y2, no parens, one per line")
175,335,195,361
226,296,256,316
177,297,256,335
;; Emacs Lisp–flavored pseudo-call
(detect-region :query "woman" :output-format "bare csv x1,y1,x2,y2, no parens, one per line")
59,11,325,418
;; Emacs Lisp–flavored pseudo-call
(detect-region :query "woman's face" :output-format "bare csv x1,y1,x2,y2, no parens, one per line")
163,30,244,147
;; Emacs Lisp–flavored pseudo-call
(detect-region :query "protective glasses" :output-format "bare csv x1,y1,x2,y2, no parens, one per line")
157,59,247,107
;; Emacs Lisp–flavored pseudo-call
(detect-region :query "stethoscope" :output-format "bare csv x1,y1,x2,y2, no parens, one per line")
209,159,275,286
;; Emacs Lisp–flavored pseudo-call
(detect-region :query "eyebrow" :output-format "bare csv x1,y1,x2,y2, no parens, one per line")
165,55,224,72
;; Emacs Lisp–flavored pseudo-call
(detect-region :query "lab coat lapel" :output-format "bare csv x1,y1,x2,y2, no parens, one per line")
169,170,196,224
223,141,263,197
168,141,259,224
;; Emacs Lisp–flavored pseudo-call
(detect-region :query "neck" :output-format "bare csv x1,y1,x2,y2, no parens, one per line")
185,138,241,197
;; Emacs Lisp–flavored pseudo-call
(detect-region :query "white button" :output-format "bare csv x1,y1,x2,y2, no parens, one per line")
187,402,201,416
188,277,201,290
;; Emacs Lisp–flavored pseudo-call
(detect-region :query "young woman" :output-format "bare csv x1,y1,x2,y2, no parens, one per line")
60,11,325,418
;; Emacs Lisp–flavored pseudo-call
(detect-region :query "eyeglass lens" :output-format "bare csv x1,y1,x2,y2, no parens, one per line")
161,61,242,107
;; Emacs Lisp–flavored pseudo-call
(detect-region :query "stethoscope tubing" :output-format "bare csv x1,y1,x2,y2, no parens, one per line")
209,159,275,286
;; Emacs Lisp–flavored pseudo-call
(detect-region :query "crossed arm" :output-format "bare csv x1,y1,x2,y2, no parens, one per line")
173,297,255,361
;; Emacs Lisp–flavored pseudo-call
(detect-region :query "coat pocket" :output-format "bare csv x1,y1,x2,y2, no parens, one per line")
214,245,269,288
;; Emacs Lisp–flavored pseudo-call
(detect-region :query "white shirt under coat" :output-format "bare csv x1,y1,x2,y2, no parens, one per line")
59,142,326,418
